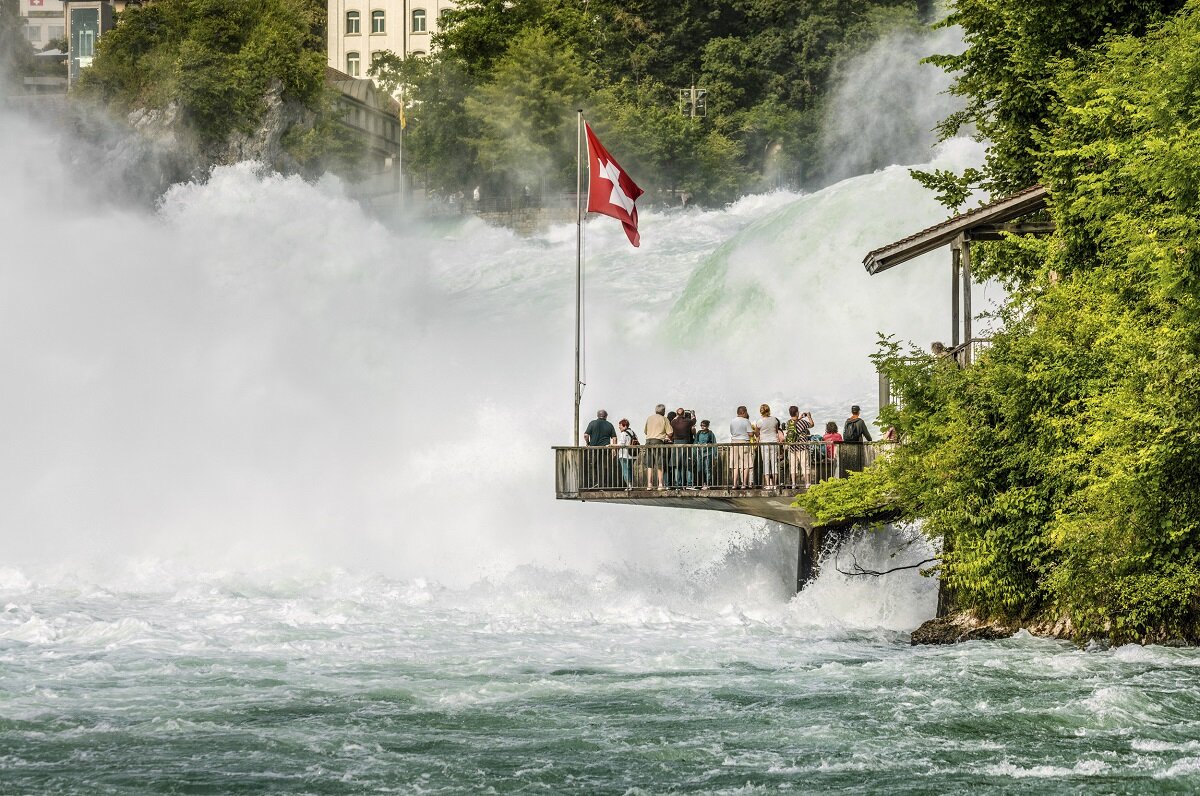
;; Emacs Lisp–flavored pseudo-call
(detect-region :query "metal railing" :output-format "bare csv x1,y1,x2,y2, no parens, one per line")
553,441,894,497
878,337,993,408
950,337,991,368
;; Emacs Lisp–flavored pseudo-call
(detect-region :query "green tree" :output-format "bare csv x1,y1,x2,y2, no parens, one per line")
464,27,590,192
79,0,326,147
370,51,481,194
928,0,1186,194
0,0,34,92
804,0,1200,643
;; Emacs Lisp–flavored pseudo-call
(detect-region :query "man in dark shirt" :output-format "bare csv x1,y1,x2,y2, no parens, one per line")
669,408,697,488
584,410,617,487
584,410,616,446
841,404,873,474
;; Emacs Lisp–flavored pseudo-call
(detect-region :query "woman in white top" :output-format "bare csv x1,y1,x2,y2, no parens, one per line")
755,403,781,488
729,405,754,488
614,419,635,490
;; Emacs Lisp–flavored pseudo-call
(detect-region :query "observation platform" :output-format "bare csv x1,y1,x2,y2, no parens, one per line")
554,442,892,590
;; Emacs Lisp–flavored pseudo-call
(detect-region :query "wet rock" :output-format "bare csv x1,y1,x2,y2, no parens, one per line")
910,613,1014,645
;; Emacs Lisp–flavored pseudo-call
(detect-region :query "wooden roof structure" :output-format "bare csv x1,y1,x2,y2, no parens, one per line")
863,184,1051,275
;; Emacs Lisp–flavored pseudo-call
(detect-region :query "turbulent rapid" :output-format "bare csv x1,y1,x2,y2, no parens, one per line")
6,25,1200,794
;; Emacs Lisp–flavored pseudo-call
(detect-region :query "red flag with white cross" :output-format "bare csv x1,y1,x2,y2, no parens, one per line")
584,123,644,247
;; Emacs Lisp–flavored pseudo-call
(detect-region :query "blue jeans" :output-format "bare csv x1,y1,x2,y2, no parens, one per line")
671,441,694,487
619,457,633,488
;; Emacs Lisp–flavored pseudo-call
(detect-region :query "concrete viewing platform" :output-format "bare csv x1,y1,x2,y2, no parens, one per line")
554,442,893,589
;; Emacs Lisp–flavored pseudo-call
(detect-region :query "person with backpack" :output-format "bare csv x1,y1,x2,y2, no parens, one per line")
784,406,814,488
841,405,873,475
614,418,638,490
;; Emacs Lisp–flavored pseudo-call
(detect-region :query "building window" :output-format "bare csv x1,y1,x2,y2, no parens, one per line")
48,25,65,40
346,51,360,77
24,25,42,42
411,9,426,32
411,50,426,57
371,10,385,33
77,29,95,57
346,10,360,33
439,8,452,24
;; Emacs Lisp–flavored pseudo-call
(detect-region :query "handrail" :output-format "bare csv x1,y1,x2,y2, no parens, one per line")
879,337,992,407
553,441,895,497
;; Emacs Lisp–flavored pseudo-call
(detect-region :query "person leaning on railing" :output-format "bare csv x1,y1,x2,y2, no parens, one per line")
729,406,754,488
695,420,717,489
755,404,782,489
785,406,815,488
670,407,697,489
583,409,617,488
841,405,873,475
644,404,671,490
823,421,843,466
614,419,636,490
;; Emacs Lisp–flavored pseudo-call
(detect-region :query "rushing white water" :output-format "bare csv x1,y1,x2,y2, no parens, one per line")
0,96,987,606
9,25,1200,794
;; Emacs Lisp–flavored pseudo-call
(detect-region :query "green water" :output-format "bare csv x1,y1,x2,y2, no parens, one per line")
3,564,1200,795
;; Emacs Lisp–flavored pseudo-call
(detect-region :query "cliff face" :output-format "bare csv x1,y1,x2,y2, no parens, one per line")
123,81,319,186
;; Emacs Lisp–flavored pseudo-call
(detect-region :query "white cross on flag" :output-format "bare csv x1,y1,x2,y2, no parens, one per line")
585,123,644,247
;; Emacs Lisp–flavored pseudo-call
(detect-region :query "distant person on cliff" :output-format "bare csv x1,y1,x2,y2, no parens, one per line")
670,407,697,488
730,406,754,488
695,419,717,489
755,404,782,489
644,404,671,490
823,421,842,466
785,406,814,488
584,410,616,488
614,419,636,490
841,405,873,474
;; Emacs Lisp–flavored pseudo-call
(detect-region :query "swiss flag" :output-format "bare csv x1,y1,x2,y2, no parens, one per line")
585,123,644,247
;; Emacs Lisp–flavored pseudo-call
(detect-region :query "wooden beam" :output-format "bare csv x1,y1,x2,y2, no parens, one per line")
961,238,973,350
863,185,1049,274
951,244,961,348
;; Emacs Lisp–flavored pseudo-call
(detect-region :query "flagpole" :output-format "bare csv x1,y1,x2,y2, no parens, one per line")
574,109,583,447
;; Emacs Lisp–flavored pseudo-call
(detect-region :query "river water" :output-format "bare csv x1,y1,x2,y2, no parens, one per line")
6,28,1200,795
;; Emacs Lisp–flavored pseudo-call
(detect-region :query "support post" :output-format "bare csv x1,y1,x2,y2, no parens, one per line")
951,242,961,348
961,237,973,360
573,110,583,446
796,527,809,593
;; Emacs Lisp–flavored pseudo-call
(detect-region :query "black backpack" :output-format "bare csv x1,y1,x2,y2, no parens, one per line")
843,418,864,443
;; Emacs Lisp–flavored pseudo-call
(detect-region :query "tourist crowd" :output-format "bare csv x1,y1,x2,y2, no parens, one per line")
582,404,885,491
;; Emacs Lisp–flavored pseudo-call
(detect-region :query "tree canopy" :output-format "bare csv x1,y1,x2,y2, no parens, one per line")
376,0,923,203
78,0,327,148
802,0,1200,643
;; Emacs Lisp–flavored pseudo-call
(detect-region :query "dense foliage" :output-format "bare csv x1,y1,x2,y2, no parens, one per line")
374,0,924,202
78,0,328,152
0,0,34,90
802,0,1200,643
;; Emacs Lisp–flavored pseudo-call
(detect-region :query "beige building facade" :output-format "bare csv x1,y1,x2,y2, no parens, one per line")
327,0,456,78
20,0,66,50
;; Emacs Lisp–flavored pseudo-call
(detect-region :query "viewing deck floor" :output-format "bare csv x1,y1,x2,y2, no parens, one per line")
554,442,891,528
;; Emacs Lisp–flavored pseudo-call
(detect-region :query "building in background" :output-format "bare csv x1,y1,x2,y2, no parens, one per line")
20,0,66,50
60,0,141,86
327,0,456,78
